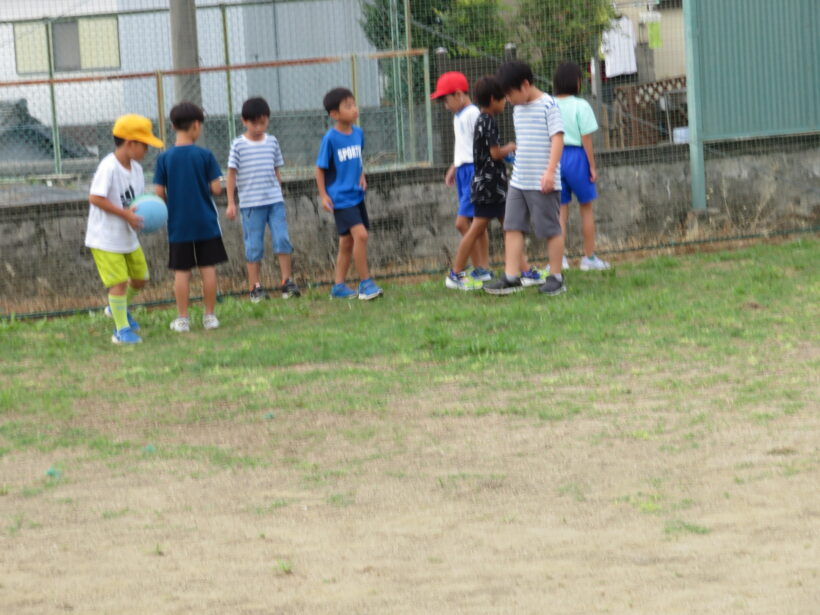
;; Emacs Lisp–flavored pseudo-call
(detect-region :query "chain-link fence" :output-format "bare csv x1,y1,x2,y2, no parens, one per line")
1,0,818,316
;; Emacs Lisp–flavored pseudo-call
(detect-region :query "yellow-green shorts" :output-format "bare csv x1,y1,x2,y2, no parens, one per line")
91,247,149,288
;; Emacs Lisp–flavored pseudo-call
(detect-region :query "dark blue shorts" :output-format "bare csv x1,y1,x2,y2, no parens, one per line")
333,201,370,236
560,146,597,205
456,163,476,218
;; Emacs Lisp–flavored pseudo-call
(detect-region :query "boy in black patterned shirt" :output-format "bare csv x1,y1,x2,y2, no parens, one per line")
446,77,541,290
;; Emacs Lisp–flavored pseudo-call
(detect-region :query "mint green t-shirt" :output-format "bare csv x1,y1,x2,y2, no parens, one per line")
555,96,598,147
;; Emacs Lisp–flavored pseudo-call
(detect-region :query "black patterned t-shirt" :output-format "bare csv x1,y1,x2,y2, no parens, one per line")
470,112,507,206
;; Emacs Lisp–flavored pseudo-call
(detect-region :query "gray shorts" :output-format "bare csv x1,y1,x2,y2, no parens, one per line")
503,187,562,239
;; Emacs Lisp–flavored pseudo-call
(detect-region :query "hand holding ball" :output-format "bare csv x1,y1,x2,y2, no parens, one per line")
130,195,167,234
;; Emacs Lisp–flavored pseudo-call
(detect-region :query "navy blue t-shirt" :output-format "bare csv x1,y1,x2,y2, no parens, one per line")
153,145,222,243
316,126,365,210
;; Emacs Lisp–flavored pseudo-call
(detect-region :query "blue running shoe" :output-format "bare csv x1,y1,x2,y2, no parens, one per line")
111,326,142,345
358,278,383,301
104,305,140,331
470,267,494,282
330,283,357,299
520,266,547,287
445,270,482,291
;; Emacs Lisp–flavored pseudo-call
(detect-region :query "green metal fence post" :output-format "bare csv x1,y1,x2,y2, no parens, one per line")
683,0,706,210
45,20,62,175
423,49,433,165
221,4,236,142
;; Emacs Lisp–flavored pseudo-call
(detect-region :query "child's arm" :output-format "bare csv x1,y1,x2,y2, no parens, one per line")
90,194,143,230
359,172,367,192
154,185,166,200
581,134,598,183
315,167,333,212
210,177,222,197
444,164,456,187
490,142,516,161
226,168,238,220
540,133,564,194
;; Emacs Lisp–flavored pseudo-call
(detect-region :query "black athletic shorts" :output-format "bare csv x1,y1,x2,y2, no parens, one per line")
333,201,370,236
168,236,228,271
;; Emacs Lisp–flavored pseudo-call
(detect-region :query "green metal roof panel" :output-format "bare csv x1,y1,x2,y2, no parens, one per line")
696,0,819,140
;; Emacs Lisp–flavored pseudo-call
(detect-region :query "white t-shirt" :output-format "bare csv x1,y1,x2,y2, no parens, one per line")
601,16,637,78
510,93,565,192
453,104,480,167
85,153,144,253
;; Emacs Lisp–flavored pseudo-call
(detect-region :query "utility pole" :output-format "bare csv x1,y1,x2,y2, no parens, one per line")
170,0,202,106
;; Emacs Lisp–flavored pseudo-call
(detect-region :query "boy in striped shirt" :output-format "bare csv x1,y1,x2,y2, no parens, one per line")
484,61,567,296
226,97,301,300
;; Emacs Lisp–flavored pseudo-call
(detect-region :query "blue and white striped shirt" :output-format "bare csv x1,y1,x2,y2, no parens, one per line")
227,134,285,208
510,93,565,191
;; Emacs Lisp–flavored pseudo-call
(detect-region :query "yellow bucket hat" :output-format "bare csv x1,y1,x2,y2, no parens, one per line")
112,114,164,148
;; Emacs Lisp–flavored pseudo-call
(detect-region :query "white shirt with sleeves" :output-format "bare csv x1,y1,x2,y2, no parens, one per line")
84,153,143,253
601,16,637,78
453,104,480,167
227,134,285,208
510,93,565,192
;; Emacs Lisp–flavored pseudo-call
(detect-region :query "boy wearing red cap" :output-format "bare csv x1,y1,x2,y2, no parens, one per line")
431,72,492,283
86,114,163,345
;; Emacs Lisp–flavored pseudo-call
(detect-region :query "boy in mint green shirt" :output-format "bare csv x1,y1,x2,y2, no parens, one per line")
554,62,610,271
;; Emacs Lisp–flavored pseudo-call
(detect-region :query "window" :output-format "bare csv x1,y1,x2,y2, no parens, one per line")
14,16,120,75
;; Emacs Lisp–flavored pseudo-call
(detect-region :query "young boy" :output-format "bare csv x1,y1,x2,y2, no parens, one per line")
484,61,566,296
153,102,227,331
553,62,610,272
430,71,492,282
446,76,540,290
315,87,382,300
87,114,163,345
226,96,301,301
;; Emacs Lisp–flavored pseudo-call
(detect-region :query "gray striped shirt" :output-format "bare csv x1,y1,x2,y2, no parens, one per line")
510,93,565,191
227,134,285,208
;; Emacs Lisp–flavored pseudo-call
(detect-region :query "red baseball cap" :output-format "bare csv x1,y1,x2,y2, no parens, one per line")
430,71,469,99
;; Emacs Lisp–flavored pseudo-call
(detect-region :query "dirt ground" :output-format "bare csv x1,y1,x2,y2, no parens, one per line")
2,369,818,615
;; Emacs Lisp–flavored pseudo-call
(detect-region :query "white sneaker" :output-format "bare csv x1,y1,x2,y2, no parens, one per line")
544,256,571,275
169,317,190,332
203,314,220,330
580,255,611,271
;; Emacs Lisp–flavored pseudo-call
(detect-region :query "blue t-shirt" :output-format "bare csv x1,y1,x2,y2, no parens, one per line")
153,145,222,243
315,126,365,210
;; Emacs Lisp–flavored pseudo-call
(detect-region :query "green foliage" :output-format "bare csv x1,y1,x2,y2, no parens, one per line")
515,0,614,85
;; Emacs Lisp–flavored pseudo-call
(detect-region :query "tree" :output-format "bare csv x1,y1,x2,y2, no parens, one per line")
514,0,614,86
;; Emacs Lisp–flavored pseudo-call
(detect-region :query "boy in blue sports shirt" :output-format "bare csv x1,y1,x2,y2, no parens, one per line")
226,96,301,301
154,102,227,331
315,87,382,300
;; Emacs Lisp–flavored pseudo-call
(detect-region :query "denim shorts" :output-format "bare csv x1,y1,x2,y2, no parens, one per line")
241,202,293,262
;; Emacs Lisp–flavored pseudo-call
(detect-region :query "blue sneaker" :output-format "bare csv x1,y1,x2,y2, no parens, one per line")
358,278,383,301
330,283,357,299
445,270,483,291
520,266,547,287
470,267,494,282
111,326,142,345
104,305,140,331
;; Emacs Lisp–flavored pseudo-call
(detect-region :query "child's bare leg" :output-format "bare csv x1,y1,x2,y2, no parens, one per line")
350,224,370,281
453,218,489,273
472,228,490,269
335,235,354,285
246,262,261,290
559,204,569,250
503,231,525,279
579,201,595,257
200,266,218,315
455,215,471,236
277,253,293,282
547,234,565,276
109,281,127,296
174,270,192,317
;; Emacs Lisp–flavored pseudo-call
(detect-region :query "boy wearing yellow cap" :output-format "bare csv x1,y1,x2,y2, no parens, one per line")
86,114,163,345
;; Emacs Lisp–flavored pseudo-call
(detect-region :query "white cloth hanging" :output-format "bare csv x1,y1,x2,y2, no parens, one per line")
601,16,637,78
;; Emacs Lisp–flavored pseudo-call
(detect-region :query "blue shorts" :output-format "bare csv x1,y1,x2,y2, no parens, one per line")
333,201,369,236
560,146,597,205
241,203,293,262
455,163,475,218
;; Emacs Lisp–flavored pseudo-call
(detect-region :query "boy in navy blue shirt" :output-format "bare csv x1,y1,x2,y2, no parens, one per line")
315,88,382,300
154,102,227,331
